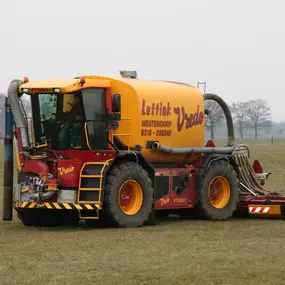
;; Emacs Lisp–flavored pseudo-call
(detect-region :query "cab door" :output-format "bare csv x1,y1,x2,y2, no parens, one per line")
81,88,108,150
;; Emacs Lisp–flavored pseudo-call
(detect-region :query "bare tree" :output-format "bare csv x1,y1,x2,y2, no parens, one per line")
246,99,271,139
204,100,224,139
231,101,249,139
274,121,285,136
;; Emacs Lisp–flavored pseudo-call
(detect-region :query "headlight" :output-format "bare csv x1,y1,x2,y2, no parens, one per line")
54,88,61,93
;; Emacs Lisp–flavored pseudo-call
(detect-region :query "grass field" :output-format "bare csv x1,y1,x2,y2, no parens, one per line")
1,139,285,285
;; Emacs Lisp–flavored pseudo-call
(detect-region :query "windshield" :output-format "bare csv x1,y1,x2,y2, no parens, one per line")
31,93,87,150
38,94,54,120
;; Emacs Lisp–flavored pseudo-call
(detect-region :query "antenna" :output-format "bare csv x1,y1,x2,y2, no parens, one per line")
197,81,207,95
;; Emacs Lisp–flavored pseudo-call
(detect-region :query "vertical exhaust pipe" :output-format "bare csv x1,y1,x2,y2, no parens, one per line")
3,98,14,221
8,79,29,148
3,79,29,221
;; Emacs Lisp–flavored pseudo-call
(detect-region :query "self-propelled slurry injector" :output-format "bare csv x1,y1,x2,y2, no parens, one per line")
2,71,284,227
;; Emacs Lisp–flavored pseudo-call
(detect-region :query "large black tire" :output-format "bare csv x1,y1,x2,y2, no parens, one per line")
198,160,239,220
102,162,154,227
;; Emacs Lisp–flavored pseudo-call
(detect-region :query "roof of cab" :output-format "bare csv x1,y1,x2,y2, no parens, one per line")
20,77,111,93
19,75,197,94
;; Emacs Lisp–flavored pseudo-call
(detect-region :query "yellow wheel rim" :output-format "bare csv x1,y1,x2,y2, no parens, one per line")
118,180,143,215
208,176,231,209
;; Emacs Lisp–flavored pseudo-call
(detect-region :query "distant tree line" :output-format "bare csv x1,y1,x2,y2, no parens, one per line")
205,98,272,139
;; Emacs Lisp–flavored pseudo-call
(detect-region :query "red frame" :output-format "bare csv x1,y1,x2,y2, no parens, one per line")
14,82,285,214
154,161,201,210
57,150,115,187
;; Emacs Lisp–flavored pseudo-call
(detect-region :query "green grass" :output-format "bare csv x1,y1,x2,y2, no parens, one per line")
1,139,285,285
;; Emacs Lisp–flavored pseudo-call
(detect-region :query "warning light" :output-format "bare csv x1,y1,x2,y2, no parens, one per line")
79,76,85,84
23,77,29,83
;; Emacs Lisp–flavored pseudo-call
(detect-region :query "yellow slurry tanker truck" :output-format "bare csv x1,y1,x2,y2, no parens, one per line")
2,71,283,227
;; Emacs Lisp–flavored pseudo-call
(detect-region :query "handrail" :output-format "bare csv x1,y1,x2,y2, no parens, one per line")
112,133,132,151
84,122,91,150
111,117,133,151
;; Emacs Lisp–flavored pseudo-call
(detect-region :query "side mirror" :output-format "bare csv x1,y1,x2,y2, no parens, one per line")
112,94,121,113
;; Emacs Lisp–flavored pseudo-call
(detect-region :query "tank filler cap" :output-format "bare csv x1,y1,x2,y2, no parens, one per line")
119,70,137,79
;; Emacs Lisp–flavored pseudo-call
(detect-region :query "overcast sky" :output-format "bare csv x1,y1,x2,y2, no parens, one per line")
1,0,284,121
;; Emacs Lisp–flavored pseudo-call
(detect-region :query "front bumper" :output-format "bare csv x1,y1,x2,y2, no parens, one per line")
13,201,102,210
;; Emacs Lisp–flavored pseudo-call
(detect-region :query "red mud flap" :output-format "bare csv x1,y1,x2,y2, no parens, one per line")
248,204,283,218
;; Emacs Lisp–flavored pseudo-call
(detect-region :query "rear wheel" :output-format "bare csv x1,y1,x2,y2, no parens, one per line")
198,160,239,220
208,176,231,209
102,162,154,227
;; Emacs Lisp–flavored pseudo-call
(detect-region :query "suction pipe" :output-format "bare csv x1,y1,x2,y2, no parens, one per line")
204,93,235,147
152,93,236,154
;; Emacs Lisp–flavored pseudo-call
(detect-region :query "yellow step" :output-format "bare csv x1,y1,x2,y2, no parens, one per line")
81,175,102,178
77,200,101,204
79,187,102,191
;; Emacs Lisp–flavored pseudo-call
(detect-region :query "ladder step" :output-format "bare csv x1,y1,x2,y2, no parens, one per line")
79,160,113,207
79,210,99,220
81,175,102,178
77,200,101,204
82,216,99,220
79,188,102,191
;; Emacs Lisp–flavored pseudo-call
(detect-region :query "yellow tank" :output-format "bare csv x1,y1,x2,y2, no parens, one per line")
99,76,205,163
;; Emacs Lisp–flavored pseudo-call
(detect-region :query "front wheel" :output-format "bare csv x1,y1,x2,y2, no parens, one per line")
102,162,154,227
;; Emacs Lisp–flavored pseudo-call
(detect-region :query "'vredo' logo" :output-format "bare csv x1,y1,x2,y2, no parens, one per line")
58,166,74,176
174,105,204,132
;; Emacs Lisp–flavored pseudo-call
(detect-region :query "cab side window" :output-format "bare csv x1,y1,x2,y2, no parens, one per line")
81,88,108,150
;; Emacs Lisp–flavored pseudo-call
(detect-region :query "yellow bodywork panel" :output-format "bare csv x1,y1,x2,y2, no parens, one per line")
97,76,205,163
63,93,76,112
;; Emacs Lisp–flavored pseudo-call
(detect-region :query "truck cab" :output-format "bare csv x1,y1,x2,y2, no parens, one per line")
20,77,113,151
6,76,127,226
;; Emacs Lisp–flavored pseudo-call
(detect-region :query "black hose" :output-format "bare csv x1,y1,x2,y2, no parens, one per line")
152,142,234,155
204,93,235,146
